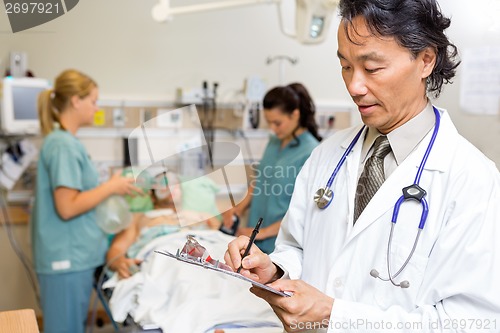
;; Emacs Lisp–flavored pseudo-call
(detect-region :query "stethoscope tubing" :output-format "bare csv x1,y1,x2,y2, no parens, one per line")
391,107,440,230
413,107,441,185
386,222,423,286
391,195,429,229
315,106,441,288
324,125,366,190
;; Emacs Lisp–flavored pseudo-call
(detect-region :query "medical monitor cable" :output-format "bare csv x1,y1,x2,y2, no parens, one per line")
0,189,41,307
235,128,255,164
87,253,126,333
212,126,255,163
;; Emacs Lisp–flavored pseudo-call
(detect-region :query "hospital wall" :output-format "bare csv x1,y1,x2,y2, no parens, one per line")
0,0,499,317
0,0,498,162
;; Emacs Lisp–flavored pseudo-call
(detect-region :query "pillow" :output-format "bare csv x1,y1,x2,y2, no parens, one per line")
179,176,221,220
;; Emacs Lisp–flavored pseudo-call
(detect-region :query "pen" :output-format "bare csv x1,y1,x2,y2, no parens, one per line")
237,217,263,274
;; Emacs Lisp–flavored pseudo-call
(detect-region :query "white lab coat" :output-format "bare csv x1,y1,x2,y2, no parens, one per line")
270,109,500,332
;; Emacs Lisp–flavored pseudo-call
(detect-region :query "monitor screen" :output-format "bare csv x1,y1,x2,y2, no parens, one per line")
12,86,46,120
1,77,51,134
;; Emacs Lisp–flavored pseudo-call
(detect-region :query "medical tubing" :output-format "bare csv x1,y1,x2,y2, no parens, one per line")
141,123,156,165
238,129,255,163
387,223,422,285
325,126,365,188
89,253,126,333
86,295,100,333
0,190,41,308
413,107,441,185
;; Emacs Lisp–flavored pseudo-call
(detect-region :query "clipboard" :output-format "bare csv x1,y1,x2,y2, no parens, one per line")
155,249,291,297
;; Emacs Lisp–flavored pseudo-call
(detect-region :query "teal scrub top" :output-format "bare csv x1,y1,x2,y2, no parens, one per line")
248,131,319,254
31,129,107,274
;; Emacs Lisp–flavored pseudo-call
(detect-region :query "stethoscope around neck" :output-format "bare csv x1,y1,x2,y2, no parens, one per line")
314,107,441,289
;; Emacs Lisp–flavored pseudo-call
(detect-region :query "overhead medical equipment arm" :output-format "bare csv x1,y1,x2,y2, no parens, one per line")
152,0,280,21
151,0,339,44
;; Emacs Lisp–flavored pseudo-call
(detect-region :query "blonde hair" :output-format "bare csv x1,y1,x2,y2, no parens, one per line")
38,69,97,136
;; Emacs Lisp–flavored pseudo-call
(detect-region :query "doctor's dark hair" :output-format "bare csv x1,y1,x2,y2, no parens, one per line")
38,69,97,136
263,83,322,145
338,0,460,98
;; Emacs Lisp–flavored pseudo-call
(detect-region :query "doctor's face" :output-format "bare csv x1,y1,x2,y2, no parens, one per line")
337,17,434,134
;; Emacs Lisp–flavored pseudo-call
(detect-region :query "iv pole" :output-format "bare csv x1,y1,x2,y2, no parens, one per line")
266,55,298,85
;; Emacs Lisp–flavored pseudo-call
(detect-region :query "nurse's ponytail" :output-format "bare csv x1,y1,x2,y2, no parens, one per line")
288,83,322,142
38,89,58,136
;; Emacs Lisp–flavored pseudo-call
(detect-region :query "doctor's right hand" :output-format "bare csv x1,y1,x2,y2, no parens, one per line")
225,236,281,284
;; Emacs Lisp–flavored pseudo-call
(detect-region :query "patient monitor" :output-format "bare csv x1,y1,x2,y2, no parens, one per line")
0,76,50,135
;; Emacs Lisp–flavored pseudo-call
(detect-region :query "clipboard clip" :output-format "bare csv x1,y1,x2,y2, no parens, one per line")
173,235,233,271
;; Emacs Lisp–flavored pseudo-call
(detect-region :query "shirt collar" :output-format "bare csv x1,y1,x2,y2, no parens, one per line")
361,101,436,165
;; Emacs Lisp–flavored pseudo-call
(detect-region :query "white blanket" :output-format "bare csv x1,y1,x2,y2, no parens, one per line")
104,229,283,333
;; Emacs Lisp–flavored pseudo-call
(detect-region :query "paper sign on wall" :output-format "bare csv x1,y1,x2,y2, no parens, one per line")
459,46,500,116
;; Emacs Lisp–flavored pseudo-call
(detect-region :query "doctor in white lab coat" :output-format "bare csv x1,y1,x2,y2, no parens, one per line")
225,0,500,332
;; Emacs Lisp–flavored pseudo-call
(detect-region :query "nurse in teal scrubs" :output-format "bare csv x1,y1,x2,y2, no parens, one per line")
224,83,321,253
32,69,140,333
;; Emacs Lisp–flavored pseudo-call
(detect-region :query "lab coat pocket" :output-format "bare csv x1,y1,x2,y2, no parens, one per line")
373,241,429,310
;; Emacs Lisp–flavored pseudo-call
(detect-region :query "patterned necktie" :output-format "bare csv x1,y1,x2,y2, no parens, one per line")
353,135,392,223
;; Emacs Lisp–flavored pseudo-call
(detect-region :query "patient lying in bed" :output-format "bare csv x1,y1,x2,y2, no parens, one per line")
102,173,282,332
107,172,227,279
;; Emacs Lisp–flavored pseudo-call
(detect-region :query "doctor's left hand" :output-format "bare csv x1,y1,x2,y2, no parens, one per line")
250,279,334,332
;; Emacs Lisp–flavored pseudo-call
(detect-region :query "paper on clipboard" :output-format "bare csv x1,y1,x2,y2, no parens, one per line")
155,249,291,297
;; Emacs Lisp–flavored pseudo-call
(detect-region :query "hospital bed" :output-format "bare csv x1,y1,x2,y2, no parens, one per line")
98,229,283,333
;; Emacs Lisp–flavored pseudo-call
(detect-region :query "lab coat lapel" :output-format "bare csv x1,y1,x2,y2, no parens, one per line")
343,132,364,233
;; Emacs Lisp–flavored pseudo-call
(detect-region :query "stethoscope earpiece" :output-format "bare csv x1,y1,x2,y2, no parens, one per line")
370,268,410,288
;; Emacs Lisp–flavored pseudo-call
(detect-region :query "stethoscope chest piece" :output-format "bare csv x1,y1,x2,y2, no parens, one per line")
314,187,333,209
313,125,366,210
